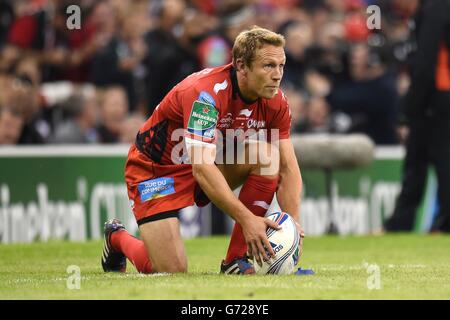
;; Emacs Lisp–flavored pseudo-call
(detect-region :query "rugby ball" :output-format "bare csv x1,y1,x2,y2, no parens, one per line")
254,212,300,275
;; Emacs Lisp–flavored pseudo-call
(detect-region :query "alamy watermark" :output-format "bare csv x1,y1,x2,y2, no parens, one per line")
367,5,381,30
171,128,281,176
363,261,381,290
66,5,81,30
66,265,81,290
64,5,381,32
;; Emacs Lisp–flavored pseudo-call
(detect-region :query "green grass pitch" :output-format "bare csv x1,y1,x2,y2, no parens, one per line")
1,234,449,299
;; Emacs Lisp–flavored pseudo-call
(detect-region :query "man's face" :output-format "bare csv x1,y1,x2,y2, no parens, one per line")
240,45,286,100
102,88,128,133
0,109,24,145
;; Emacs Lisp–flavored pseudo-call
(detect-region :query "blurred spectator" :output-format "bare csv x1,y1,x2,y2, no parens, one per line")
0,0,13,47
194,5,256,69
143,0,198,115
49,93,98,144
0,58,46,144
1,0,98,82
326,41,399,144
344,12,370,43
0,0,40,72
252,0,297,33
5,0,44,51
283,86,307,131
385,0,450,233
13,56,48,143
119,113,146,144
0,0,421,146
281,20,314,89
187,8,227,69
305,70,332,97
0,71,26,145
295,96,332,133
90,1,150,111
97,86,128,143
38,0,98,83
0,106,24,145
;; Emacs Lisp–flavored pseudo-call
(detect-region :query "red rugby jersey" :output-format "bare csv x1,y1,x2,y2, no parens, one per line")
135,63,292,165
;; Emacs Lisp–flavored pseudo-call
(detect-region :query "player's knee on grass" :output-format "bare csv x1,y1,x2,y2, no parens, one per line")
139,217,188,274
153,255,188,274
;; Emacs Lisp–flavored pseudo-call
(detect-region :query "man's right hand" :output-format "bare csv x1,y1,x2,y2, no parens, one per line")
241,215,280,267
189,146,281,267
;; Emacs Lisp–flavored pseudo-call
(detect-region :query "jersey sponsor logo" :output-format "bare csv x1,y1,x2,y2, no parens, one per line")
187,100,219,140
247,119,266,129
138,177,175,202
217,112,233,129
213,79,228,94
238,108,253,117
198,91,216,107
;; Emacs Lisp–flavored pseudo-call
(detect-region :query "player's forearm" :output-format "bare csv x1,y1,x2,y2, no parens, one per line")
192,164,252,225
277,164,302,221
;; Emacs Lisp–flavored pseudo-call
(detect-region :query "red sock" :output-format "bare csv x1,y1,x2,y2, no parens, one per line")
225,174,279,263
111,231,153,274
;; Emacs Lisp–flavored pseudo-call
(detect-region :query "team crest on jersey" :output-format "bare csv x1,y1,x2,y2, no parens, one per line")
198,91,216,107
187,100,219,140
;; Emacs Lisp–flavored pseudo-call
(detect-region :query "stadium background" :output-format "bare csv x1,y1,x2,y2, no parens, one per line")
0,0,438,243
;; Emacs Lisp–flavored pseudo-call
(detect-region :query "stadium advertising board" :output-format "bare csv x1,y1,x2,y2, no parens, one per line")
0,146,437,243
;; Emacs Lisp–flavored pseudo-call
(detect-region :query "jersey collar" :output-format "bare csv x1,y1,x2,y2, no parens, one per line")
230,67,258,105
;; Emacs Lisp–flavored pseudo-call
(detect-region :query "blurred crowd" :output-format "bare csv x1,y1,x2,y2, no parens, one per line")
0,0,419,145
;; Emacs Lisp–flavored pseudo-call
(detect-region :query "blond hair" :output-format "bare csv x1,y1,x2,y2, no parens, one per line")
232,26,285,68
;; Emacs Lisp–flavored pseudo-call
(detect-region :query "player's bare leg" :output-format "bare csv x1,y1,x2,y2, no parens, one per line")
104,141,279,275
103,215,187,274
139,217,188,273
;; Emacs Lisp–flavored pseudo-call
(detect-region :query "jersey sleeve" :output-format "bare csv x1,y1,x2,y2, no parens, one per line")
181,87,220,148
269,90,292,141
